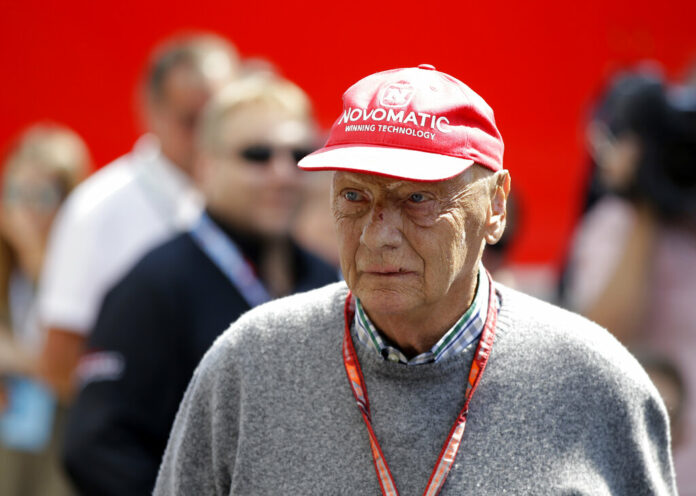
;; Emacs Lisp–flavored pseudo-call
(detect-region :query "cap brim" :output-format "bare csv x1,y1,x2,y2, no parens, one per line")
298,145,475,182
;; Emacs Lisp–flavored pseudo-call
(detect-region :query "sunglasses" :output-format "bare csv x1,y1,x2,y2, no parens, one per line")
238,144,314,165
3,184,64,211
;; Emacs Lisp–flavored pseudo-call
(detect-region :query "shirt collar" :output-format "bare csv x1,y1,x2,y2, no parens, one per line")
354,264,489,365
132,134,203,227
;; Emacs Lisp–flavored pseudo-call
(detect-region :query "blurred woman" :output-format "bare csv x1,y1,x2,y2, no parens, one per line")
0,123,90,496
565,74,696,492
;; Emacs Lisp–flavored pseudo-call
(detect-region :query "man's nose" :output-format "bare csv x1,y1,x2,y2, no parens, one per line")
360,205,403,249
269,152,300,181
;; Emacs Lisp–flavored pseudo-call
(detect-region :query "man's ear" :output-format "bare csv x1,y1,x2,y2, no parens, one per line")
484,170,511,245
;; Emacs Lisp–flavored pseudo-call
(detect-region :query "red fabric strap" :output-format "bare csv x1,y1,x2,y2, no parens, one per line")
342,272,498,496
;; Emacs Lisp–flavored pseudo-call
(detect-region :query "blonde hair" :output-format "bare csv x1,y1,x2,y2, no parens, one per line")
197,73,313,152
3,123,91,193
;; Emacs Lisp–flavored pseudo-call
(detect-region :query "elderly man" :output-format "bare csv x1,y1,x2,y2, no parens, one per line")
154,65,676,495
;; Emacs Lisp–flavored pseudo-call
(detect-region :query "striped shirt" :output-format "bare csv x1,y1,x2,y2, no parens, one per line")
354,266,488,365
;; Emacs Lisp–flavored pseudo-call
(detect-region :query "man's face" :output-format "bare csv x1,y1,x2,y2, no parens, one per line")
588,122,640,192
200,103,315,237
148,63,226,173
332,169,493,322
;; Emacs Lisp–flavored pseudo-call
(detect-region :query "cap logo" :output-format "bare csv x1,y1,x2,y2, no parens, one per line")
299,66,504,178
379,82,415,108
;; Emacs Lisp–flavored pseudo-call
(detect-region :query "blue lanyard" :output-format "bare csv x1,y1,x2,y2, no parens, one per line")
189,212,272,308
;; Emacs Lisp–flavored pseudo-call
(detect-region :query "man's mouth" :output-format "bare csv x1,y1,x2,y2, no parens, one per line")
362,267,414,276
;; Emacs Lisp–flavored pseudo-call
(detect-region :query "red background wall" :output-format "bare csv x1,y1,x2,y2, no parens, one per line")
1,0,694,267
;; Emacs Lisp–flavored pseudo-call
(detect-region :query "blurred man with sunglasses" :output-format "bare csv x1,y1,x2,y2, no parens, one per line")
155,65,676,495
36,34,240,405
62,74,338,496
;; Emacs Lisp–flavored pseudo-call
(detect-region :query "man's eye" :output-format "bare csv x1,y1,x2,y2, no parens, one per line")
409,193,426,203
344,191,361,201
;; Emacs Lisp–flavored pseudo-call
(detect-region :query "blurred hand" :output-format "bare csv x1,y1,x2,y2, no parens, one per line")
0,330,16,374
0,327,33,376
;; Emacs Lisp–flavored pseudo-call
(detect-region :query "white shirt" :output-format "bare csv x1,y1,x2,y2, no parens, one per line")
38,135,203,335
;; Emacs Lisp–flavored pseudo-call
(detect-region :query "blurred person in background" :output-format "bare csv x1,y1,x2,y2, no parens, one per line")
62,74,338,496
0,123,90,496
36,33,239,403
564,72,696,493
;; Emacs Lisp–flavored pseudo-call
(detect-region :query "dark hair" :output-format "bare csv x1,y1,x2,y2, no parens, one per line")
602,76,696,222
143,34,238,104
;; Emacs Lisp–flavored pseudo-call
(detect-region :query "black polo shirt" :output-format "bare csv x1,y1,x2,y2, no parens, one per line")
62,220,338,496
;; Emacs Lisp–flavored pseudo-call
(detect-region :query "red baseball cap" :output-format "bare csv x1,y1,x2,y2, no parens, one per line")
298,64,504,182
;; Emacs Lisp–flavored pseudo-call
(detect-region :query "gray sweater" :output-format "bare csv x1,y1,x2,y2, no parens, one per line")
154,282,676,495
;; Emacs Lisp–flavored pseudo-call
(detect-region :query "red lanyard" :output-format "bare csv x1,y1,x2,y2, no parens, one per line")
342,272,498,496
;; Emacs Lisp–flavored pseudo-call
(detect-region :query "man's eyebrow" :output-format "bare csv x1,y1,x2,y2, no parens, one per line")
335,174,457,198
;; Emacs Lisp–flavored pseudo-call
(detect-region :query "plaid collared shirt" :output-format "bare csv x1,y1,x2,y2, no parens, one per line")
354,266,488,365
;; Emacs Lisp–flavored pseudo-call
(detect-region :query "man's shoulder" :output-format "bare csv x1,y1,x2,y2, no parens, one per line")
496,284,655,393
293,244,340,289
109,232,195,290
497,283,604,337
56,151,145,227
201,282,348,366
226,281,348,342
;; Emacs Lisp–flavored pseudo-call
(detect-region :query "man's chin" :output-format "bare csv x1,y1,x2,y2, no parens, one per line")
354,288,419,317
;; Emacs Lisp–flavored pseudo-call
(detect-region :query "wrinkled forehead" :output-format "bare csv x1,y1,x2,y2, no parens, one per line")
334,171,412,190
332,169,486,196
